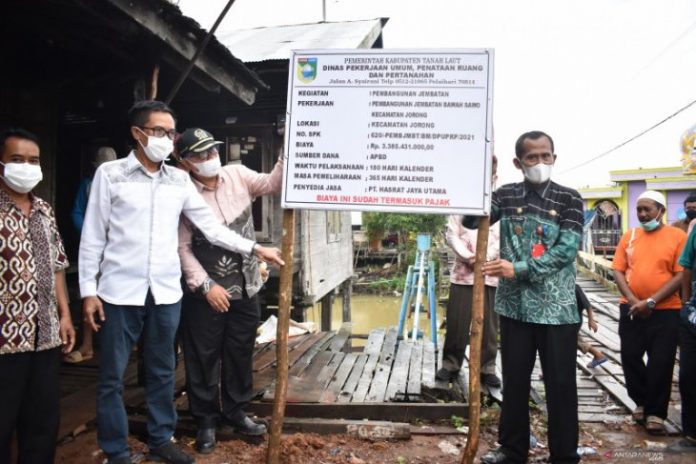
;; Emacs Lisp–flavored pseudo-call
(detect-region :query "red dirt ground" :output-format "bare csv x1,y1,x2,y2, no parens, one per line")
56,409,695,463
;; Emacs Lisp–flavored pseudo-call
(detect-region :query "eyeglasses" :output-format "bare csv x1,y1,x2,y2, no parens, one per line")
184,147,219,162
140,126,177,140
521,152,554,166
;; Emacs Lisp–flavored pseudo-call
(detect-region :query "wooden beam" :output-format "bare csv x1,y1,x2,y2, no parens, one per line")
105,0,258,105
342,278,352,323
321,293,332,331
461,216,490,464
267,208,296,464
246,402,469,422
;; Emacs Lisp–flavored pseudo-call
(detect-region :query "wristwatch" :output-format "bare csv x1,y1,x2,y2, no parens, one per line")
646,297,657,310
200,277,214,295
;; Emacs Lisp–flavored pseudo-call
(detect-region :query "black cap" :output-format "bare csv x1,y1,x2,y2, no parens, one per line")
175,128,223,157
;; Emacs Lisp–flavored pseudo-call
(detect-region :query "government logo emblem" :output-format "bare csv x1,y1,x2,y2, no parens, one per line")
297,57,318,83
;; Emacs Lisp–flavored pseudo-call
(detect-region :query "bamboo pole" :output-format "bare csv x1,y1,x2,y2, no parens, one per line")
149,64,159,100
460,216,491,464
165,0,236,105
266,208,296,464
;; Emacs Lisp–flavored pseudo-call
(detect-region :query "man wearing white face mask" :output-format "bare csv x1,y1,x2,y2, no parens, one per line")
473,131,585,464
612,190,686,435
175,128,283,453
79,102,284,464
0,128,75,463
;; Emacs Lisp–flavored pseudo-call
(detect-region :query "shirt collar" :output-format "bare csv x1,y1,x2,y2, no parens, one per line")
125,150,162,178
521,179,552,199
0,188,49,217
190,172,224,192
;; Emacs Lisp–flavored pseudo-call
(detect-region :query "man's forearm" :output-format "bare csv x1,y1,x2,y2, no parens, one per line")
55,271,71,318
652,273,682,304
683,269,692,301
614,271,637,302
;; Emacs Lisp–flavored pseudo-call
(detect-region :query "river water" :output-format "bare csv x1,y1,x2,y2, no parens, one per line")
305,293,446,346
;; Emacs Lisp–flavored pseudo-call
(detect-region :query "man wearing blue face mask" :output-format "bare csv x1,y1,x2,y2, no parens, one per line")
612,190,686,435
175,128,283,453
79,102,284,464
0,128,75,463
469,131,585,464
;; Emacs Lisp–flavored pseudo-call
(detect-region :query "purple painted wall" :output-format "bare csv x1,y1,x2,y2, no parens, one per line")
627,181,645,229
667,190,689,224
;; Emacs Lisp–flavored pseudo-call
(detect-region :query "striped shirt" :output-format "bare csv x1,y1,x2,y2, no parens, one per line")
466,180,584,324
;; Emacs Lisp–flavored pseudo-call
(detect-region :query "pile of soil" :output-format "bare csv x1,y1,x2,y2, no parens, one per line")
57,431,470,464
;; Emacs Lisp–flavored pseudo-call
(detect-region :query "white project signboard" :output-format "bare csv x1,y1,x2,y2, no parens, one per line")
282,49,494,215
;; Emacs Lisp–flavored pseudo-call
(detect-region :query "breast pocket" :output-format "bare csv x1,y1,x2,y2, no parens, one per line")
505,216,527,257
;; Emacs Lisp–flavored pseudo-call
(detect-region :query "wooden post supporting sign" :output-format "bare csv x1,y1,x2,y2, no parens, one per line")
266,209,295,464
461,216,491,464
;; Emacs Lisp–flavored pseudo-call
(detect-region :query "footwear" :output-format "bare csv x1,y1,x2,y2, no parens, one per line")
195,427,216,454
586,356,608,369
665,437,696,453
645,415,666,435
224,415,267,436
436,368,457,381
480,448,511,464
632,406,645,424
148,442,194,464
481,373,502,388
63,350,94,364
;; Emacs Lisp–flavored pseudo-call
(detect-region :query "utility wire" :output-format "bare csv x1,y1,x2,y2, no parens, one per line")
558,97,696,174
633,19,696,78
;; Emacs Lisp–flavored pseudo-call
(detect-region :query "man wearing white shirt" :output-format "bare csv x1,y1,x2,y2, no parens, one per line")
79,100,283,464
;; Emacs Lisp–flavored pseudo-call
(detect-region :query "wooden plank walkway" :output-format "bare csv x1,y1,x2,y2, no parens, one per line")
572,276,682,433
255,324,466,405
57,273,680,439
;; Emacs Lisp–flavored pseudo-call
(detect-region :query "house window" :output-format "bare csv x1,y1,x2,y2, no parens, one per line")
225,132,275,241
326,211,342,243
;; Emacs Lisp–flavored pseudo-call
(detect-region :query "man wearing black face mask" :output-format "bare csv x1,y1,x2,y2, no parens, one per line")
175,128,283,453
0,128,75,463
671,192,696,233
613,190,686,435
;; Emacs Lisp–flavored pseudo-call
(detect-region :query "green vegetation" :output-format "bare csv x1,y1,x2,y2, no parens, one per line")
362,212,446,245
450,414,466,429
357,213,447,296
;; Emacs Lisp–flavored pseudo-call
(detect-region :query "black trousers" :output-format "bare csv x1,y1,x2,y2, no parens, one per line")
442,284,498,374
678,322,696,438
181,294,260,427
498,316,580,464
618,304,679,419
0,347,61,464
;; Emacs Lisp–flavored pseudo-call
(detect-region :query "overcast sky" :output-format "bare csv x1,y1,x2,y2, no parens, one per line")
176,0,696,189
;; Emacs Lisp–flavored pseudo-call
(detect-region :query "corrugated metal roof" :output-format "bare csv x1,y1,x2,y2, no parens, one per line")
217,18,388,63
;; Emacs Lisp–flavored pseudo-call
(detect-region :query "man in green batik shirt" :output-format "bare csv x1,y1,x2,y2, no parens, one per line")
472,131,584,464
